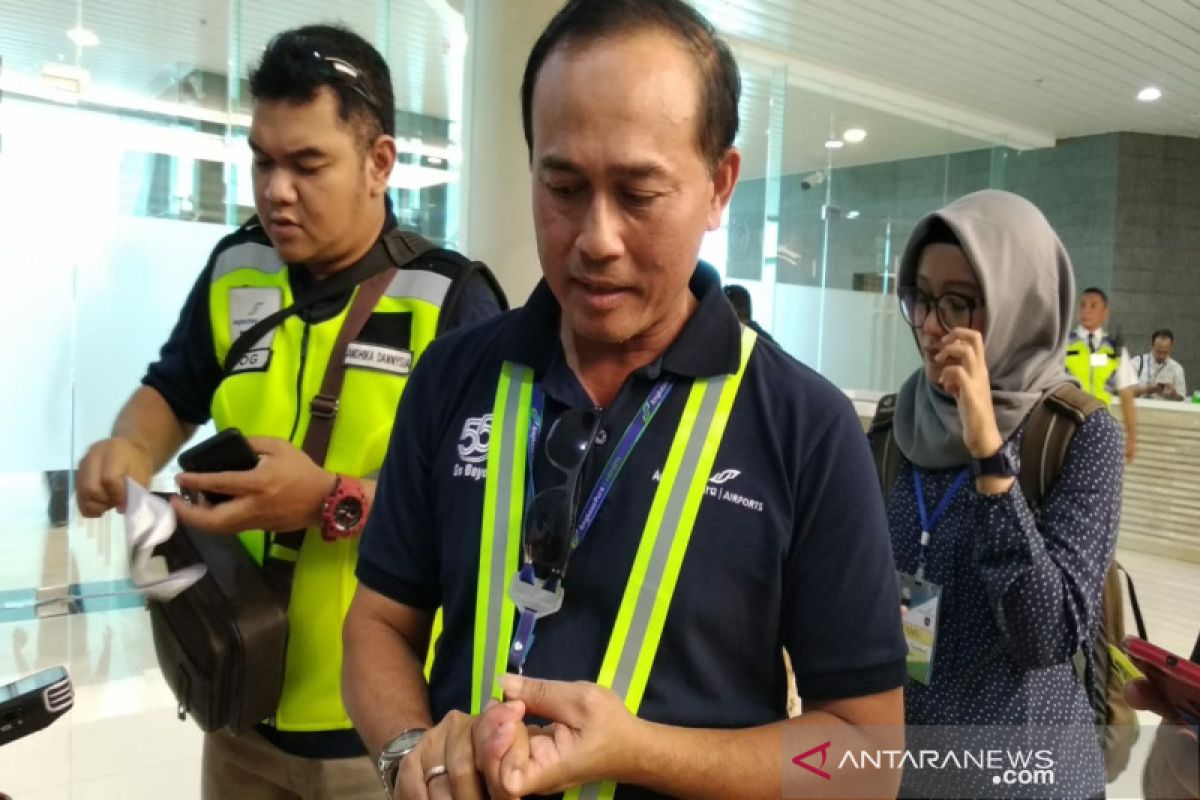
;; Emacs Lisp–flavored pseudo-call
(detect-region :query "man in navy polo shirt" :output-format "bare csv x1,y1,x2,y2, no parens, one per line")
342,1,907,798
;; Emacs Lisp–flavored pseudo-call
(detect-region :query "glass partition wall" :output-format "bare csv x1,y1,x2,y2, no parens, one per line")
0,2,466,795
714,63,1011,396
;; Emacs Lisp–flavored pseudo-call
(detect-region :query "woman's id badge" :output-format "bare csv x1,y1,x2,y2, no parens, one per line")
898,571,942,685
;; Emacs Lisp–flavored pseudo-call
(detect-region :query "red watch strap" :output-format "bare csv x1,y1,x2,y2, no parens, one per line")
320,475,369,540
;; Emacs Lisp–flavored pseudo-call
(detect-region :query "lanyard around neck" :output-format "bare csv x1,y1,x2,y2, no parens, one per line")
509,379,674,674
527,380,673,549
912,468,970,579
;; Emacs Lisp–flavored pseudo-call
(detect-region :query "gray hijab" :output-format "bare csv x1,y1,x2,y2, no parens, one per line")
893,190,1077,469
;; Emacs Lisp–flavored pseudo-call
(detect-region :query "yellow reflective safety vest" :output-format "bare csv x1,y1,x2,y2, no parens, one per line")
207,227,479,733
472,327,756,800
1065,330,1120,406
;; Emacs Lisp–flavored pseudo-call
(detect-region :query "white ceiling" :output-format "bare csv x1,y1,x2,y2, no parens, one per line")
697,0,1200,141
2,0,1197,174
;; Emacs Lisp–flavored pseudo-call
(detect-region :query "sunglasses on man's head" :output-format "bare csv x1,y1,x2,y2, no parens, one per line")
266,34,388,130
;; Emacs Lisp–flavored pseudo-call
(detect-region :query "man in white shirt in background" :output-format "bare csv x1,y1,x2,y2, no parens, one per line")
1065,287,1138,461
1133,328,1187,401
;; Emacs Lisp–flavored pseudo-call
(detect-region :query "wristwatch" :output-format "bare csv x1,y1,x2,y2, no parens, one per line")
377,727,426,794
320,476,369,541
970,440,1019,478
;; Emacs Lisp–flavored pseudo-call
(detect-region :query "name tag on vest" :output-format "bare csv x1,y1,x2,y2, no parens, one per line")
345,341,412,376
228,288,282,374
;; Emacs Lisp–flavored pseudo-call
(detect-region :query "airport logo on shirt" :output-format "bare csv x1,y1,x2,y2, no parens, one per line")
650,466,764,512
453,414,492,480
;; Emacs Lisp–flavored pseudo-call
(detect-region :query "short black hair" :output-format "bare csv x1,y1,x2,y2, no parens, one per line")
1081,287,1108,305
723,284,752,321
249,24,395,144
1152,328,1174,343
520,0,741,173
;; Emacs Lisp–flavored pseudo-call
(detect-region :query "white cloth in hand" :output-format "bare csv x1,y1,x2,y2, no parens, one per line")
124,478,205,601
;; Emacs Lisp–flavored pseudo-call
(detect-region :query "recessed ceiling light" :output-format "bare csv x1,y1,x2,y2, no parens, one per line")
67,26,99,47
846,210,861,219
824,139,844,150
843,128,867,143
1137,86,1162,102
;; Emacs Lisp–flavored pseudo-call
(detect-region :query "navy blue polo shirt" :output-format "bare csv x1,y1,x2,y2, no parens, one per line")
360,263,906,735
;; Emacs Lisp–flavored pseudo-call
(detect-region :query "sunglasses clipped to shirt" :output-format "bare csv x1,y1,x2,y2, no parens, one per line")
507,408,603,671
507,382,673,673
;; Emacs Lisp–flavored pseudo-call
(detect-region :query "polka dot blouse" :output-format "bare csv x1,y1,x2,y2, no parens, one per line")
885,410,1124,799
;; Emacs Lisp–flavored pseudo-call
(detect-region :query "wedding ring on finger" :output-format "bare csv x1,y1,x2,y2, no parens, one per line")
424,764,448,785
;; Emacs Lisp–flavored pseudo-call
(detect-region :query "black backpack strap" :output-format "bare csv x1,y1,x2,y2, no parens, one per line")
431,255,509,336
221,230,436,375
868,394,902,500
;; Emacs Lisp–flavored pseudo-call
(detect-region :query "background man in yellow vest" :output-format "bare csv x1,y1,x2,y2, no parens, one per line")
342,2,907,798
75,25,503,799
1065,287,1138,462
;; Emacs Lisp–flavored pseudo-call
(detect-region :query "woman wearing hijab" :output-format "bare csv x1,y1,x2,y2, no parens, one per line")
884,190,1123,798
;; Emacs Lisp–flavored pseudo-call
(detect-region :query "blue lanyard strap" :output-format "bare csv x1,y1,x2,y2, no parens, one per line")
526,386,546,507
509,379,674,673
912,467,970,579
572,379,672,547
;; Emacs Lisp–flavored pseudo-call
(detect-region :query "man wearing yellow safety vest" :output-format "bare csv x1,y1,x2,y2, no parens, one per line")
75,25,504,799
343,2,907,798
1065,287,1138,462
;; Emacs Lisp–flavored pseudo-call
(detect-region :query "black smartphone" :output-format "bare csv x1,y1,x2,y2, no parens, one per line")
177,428,259,504
0,665,73,746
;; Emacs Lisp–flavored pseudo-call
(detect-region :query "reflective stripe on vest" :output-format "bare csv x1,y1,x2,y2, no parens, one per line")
1065,337,1118,405
471,362,533,713
208,238,451,732
472,327,757,800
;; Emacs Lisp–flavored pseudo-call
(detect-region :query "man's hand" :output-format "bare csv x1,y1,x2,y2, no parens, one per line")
76,437,155,516
171,437,335,534
474,675,644,798
393,703,524,800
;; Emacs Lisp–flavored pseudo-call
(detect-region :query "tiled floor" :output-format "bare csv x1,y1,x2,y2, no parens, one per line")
0,473,1195,799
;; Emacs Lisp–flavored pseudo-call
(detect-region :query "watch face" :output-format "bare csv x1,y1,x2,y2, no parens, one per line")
383,728,425,758
333,497,363,531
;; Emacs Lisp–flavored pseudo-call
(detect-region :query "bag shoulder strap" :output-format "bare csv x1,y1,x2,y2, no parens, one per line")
252,229,432,587
265,264,398,584
221,229,435,374
1018,383,1106,509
